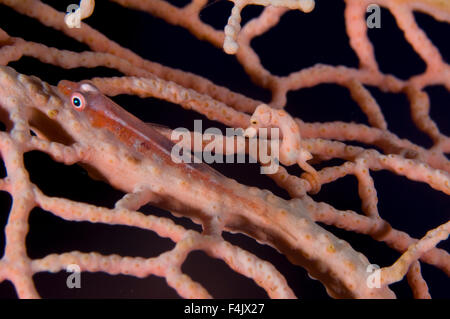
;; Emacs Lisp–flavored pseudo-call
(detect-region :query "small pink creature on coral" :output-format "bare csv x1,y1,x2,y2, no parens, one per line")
246,104,320,192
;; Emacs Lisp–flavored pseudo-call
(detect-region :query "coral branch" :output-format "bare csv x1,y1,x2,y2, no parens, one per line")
0,0,448,299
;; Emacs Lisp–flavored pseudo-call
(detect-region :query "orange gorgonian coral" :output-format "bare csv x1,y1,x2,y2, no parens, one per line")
0,0,448,299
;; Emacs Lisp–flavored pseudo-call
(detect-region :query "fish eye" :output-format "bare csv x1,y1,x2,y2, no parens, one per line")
71,92,86,111
73,97,81,107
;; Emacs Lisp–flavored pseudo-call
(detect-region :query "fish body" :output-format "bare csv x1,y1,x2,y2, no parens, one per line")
57,80,224,182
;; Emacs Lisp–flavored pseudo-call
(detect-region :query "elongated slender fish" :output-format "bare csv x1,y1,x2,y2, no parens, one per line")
57,80,225,181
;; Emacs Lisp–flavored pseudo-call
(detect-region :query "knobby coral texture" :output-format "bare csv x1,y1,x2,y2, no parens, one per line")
0,0,448,299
